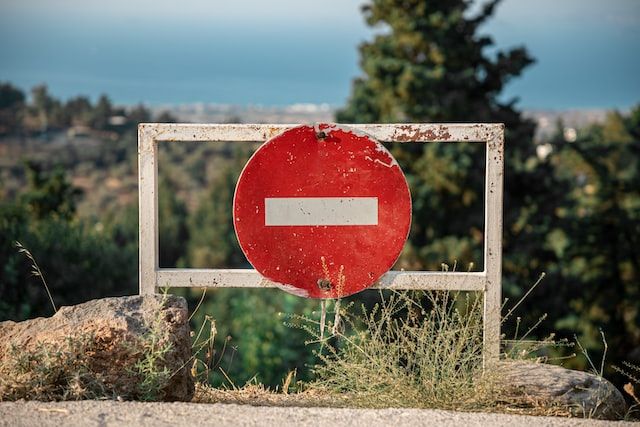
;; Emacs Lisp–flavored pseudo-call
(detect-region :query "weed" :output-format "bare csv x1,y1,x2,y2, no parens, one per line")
0,294,178,401
278,269,578,416
613,361,640,419
126,293,175,401
281,369,296,394
0,334,107,401
189,313,231,384
14,240,57,313
295,290,498,411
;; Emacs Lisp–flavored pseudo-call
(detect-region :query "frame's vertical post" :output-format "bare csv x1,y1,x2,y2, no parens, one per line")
483,125,505,367
138,124,159,295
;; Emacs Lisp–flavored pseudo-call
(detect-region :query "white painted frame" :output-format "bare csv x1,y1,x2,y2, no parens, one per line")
138,123,504,364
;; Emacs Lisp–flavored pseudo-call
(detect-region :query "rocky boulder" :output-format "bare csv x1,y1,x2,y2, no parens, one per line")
0,295,194,401
497,361,626,420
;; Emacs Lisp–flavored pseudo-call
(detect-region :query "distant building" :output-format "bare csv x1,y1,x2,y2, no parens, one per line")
108,115,127,126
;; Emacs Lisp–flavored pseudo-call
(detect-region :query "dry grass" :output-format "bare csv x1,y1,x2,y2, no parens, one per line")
0,334,109,401
193,383,344,407
1,243,175,401
0,332,174,402
613,361,640,420
186,282,579,417
14,241,57,314
1,242,604,417
227,288,569,417
300,291,495,411
192,382,574,418
0,296,175,402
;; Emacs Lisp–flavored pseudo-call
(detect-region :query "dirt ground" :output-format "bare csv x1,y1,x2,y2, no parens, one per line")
0,401,635,427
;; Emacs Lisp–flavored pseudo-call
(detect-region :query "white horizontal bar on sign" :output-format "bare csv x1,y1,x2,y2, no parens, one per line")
156,269,486,291
265,197,378,226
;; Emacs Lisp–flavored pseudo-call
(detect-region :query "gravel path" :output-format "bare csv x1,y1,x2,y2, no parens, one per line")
0,401,634,427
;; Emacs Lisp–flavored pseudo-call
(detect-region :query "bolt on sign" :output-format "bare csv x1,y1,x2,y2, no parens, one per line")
233,124,411,299
138,122,504,365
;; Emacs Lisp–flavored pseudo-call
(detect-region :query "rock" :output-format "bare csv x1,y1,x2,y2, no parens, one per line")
0,295,194,402
497,361,626,420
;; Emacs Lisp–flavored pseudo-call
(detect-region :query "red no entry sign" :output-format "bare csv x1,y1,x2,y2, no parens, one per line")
233,124,411,298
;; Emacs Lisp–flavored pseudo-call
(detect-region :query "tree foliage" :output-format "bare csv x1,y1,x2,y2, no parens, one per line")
185,153,249,269
0,165,137,320
0,82,149,135
0,83,25,135
338,0,532,124
547,110,640,358
19,162,81,220
338,0,639,371
338,0,543,279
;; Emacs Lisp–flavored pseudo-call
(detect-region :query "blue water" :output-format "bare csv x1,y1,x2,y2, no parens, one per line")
1,0,638,109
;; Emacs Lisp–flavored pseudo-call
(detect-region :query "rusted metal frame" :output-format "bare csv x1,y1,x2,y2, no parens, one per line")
138,125,159,297
138,123,505,366
156,269,486,291
482,127,505,366
139,123,501,144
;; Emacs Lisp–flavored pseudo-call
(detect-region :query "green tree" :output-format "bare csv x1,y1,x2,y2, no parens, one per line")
547,109,640,367
338,1,533,124
186,151,249,269
337,0,560,290
190,289,318,387
158,176,189,268
19,162,81,220
30,84,65,131
126,104,151,128
0,165,137,321
0,82,25,135
338,0,640,373
91,94,112,130
64,96,93,126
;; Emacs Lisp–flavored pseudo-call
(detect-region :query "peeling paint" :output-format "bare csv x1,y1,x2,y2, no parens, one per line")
392,124,452,142
371,141,399,167
139,122,504,145
365,155,395,168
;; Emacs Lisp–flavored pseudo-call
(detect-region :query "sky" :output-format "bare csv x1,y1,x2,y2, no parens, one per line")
0,0,639,109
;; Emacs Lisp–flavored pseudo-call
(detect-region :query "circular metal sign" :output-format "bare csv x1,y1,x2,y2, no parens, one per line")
233,124,411,299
